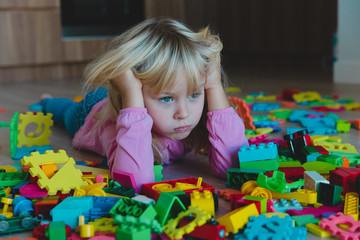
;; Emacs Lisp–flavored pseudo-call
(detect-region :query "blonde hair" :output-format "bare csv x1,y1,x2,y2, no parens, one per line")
84,18,226,163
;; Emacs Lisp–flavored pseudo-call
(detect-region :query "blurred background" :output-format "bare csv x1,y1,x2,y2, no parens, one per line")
0,0,358,84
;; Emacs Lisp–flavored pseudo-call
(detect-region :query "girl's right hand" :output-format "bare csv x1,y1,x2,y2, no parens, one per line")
110,69,145,108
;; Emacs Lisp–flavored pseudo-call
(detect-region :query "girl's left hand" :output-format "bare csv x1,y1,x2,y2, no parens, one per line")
205,54,222,91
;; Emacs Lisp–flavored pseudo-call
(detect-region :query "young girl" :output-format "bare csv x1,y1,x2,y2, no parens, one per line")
41,18,248,191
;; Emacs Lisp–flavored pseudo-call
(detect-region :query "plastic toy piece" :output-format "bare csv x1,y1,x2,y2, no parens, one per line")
303,171,329,192
13,145,53,160
218,188,243,201
13,196,33,217
292,215,319,227
116,222,151,240
272,199,302,213
320,212,360,240
226,168,264,189
1,197,14,218
337,120,351,133
109,197,157,221
34,199,59,220
17,112,53,148
112,170,138,193
179,217,226,240
257,171,304,193
306,223,332,238
238,142,278,163
315,141,358,154
0,172,29,188
228,96,255,130
114,214,162,235
77,215,95,238
46,221,67,240
293,91,321,103
163,205,211,240
252,103,280,112
22,150,88,195
302,161,338,175
287,205,342,218
154,164,163,182
155,192,186,226
216,203,259,235
0,112,19,159
240,158,280,172
88,217,118,233
330,167,360,194
190,190,215,217
0,215,38,235
344,192,359,221
269,189,318,205
317,182,343,206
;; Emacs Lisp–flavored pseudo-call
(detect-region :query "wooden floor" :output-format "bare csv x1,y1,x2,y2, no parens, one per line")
1,67,360,239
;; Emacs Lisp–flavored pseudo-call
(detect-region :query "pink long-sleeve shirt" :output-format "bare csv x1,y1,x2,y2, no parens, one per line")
73,98,248,190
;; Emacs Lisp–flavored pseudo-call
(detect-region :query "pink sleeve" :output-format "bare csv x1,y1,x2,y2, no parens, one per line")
110,108,155,191
206,107,249,178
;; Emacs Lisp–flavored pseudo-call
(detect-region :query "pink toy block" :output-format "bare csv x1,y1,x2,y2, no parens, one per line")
287,205,342,218
320,212,360,240
112,170,138,193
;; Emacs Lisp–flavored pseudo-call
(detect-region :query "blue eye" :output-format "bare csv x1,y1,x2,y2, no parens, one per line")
160,96,173,103
189,93,200,99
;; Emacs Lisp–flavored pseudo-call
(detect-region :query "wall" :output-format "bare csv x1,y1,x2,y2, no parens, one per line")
334,0,360,84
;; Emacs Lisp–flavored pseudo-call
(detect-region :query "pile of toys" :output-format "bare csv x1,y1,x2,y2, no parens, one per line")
0,89,360,239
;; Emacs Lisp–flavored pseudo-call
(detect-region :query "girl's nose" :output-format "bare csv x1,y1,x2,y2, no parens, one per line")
174,102,189,120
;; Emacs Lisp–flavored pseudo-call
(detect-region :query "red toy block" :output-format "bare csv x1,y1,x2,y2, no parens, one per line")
281,89,300,101
313,145,329,155
142,177,215,201
218,188,242,201
34,199,59,220
179,218,226,240
330,167,360,194
234,198,262,214
112,170,138,193
229,193,247,210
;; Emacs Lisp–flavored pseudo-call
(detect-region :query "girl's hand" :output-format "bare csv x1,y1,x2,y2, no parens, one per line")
205,54,230,111
110,69,144,108
205,54,222,91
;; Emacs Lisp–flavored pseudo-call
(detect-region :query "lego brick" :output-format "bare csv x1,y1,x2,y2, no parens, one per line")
257,171,305,193
240,158,280,171
292,215,319,227
287,205,342,218
272,199,302,213
304,171,329,192
317,183,343,206
226,168,264,190
238,142,278,163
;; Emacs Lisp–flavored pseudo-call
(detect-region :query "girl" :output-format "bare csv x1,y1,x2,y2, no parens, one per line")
41,18,248,191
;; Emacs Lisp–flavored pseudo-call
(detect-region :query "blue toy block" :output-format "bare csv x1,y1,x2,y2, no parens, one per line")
253,120,281,127
238,142,278,162
289,110,324,122
252,103,280,112
272,199,303,213
13,145,53,160
286,128,307,135
300,117,336,129
307,127,338,136
50,197,93,230
307,153,321,162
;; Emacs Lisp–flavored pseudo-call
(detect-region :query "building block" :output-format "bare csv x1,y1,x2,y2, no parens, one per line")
13,145,53,160
190,190,215,217
330,167,360,194
252,103,280,112
155,192,186,226
218,188,243,201
154,164,163,182
88,217,118,233
317,183,343,206
109,197,156,221
216,203,259,235
320,212,360,240
21,150,88,195
233,198,262,214
257,171,304,193
269,189,318,205
272,199,302,213
163,205,211,239
337,120,351,133
115,223,151,240
344,192,359,221
113,214,162,235
287,205,342,218
228,96,256,130
293,91,321,103
302,161,338,175
303,171,329,192
306,223,332,238
34,199,59,220
238,142,278,162
179,217,226,240
292,215,319,227
112,170,137,193
240,158,280,171
226,168,264,190
0,215,38,235
0,172,29,188
46,221,67,240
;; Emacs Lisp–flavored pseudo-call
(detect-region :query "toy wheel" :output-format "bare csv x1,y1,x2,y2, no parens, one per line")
21,217,33,228
0,221,9,232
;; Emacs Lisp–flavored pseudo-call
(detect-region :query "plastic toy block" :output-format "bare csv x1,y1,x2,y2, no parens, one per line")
34,199,59,220
238,142,278,162
275,166,305,182
103,180,135,198
0,165,17,172
17,112,53,148
154,192,186,226
317,182,343,206
271,109,293,120
82,174,109,185
292,215,319,227
287,205,342,218
163,205,211,239
307,152,321,162
349,119,360,130
13,196,33,217
227,96,256,130
216,203,259,235
303,171,329,192
22,150,88,195
253,120,281,127
244,215,307,240
115,223,151,240
46,221,66,240
13,145,53,160
112,170,137,193
289,110,324,122
109,197,157,221
142,177,214,201
320,212,360,240
293,91,321,103
337,120,351,133
190,190,215,217
0,215,38,235
218,188,242,201
330,167,360,194
226,168,264,189
257,171,304,193
0,172,28,188
154,164,163,182
33,223,72,240
306,223,332,238
329,152,360,164
240,158,280,171
113,214,162,235
131,195,156,206
272,199,302,213
0,112,19,159
302,161,338,175
252,103,280,112
87,217,118,233
51,197,93,230
179,217,226,240
269,189,318,205
344,192,359,221
315,141,358,154
252,115,270,122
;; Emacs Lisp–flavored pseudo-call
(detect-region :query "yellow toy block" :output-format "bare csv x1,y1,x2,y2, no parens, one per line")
293,91,321,103
306,223,332,238
344,192,359,221
0,165,17,172
41,163,57,178
343,102,360,111
22,150,88,195
82,174,109,185
216,203,259,235
315,141,358,154
17,112,53,148
190,190,215,217
89,217,117,233
256,95,277,101
269,189,318,204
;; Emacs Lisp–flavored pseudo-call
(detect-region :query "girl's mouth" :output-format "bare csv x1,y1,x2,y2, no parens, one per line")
174,125,192,132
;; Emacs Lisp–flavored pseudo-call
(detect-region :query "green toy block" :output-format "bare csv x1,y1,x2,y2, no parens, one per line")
302,161,337,175
272,109,293,120
336,120,351,133
292,215,319,227
317,154,344,166
0,112,19,159
116,224,151,240
257,171,304,193
329,151,360,165
226,168,264,189
0,172,29,188
154,192,186,226
46,221,66,240
154,164,163,182
252,115,270,121
240,158,279,171
242,195,267,213
109,198,157,221
317,182,343,206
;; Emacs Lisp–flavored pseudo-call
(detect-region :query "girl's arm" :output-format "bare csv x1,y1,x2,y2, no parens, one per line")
204,54,230,111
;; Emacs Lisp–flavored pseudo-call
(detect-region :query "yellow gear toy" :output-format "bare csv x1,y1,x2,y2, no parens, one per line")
17,112,53,148
163,205,211,240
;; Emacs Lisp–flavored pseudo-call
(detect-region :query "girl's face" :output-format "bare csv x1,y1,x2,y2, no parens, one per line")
143,70,205,140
